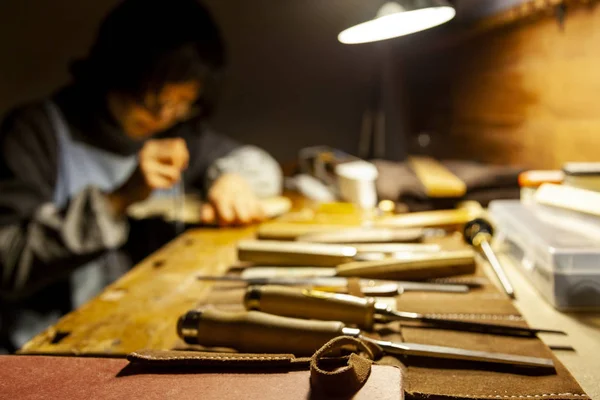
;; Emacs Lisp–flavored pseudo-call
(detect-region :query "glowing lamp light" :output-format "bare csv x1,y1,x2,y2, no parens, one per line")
338,1,456,44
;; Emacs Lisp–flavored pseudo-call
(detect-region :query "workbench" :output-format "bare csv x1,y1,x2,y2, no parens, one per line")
19,202,600,398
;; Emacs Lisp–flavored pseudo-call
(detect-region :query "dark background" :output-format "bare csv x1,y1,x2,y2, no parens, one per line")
0,1,521,162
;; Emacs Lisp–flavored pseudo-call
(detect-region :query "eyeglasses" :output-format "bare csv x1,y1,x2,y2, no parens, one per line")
136,95,201,122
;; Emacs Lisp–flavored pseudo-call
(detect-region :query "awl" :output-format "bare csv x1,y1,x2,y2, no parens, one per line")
177,308,555,369
464,218,515,299
244,285,566,336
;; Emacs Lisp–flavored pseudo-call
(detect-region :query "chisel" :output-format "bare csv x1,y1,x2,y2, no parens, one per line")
237,240,475,280
257,205,481,241
334,251,475,280
177,308,555,369
296,227,425,243
195,275,470,294
244,285,566,336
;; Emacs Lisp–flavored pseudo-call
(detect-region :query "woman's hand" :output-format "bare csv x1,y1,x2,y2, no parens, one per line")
106,138,189,215
201,173,265,226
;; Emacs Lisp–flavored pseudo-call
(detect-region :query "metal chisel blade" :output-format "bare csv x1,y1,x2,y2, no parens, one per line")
366,339,554,368
385,310,566,336
196,275,469,293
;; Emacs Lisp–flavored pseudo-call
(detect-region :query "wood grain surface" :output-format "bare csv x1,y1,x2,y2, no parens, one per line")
19,194,466,355
406,2,600,169
20,227,257,356
18,195,348,355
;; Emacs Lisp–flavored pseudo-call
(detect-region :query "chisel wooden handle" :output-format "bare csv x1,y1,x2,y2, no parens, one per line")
297,228,424,244
245,285,376,329
375,209,475,229
177,308,353,355
335,250,475,280
257,223,346,241
237,240,357,266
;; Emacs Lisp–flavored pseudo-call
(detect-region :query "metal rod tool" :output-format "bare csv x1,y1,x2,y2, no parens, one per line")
244,285,566,336
464,218,515,299
177,308,555,369
196,275,470,294
173,178,185,235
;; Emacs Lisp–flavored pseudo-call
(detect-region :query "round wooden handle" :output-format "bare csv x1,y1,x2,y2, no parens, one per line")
179,308,348,356
244,285,376,330
296,228,425,244
335,250,475,280
237,240,357,266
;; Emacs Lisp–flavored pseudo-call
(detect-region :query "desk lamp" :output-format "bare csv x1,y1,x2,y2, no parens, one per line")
339,0,456,44
338,1,456,160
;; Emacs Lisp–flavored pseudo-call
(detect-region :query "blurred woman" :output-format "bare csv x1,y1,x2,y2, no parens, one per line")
0,0,282,352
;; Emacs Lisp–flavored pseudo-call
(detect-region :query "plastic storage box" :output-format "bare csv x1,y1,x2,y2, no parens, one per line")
490,200,600,311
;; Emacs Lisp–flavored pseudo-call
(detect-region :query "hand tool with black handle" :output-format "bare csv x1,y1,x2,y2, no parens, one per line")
177,308,554,369
244,285,566,336
464,218,515,299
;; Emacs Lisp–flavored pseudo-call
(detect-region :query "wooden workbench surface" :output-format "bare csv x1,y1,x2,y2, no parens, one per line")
19,193,369,355
18,201,600,398
20,226,257,356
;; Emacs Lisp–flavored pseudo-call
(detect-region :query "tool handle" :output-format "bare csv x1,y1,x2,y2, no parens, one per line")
245,285,376,330
374,209,474,229
237,240,357,266
177,308,348,356
463,218,494,246
335,250,475,280
257,223,344,240
297,228,424,244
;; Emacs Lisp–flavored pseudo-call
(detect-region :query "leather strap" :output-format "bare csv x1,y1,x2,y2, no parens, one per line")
128,349,299,368
310,336,375,397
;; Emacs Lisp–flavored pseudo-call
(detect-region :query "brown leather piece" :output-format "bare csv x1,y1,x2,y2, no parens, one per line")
310,336,374,397
188,260,588,399
401,329,586,399
128,349,298,368
397,291,522,317
394,270,587,399
0,355,403,400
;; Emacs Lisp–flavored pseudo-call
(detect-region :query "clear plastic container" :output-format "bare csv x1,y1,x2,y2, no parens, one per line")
490,200,600,311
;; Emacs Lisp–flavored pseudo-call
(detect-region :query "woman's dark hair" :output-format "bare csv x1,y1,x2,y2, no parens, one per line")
72,0,226,111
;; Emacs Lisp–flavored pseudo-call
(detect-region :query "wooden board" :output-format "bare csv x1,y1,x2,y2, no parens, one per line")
405,3,600,169
408,156,467,198
18,194,338,355
19,227,256,356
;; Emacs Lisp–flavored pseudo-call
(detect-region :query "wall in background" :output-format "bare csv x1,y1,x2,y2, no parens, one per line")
406,3,600,169
0,0,120,112
0,0,397,162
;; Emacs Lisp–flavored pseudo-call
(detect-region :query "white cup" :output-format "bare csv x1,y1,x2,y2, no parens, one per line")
335,161,379,209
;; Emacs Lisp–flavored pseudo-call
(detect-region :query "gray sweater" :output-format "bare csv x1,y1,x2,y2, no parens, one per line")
0,87,281,350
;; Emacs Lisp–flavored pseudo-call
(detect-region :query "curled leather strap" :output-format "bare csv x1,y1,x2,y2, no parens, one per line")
310,336,375,397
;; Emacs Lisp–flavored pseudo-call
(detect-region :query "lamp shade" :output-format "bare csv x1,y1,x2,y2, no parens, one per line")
338,0,456,44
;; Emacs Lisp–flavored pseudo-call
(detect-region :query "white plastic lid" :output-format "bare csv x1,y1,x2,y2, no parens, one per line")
335,161,379,181
490,200,600,273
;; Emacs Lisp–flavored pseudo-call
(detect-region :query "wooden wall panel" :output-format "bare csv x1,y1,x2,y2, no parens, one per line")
406,4,600,169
